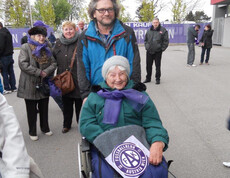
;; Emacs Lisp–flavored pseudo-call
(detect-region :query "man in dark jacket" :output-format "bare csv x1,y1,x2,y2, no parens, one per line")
77,0,141,101
20,32,28,45
48,32,56,47
143,18,169,84
0,22,17,94
187,24,200,67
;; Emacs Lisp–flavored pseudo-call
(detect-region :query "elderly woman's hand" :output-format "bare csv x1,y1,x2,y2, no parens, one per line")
149,141,164,165
40,71,47,78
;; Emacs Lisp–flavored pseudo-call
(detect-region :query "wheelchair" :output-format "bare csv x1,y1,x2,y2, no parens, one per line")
78,137,176,178
78,137,92,178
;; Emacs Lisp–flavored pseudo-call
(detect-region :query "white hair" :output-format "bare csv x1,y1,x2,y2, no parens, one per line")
105,65,128,79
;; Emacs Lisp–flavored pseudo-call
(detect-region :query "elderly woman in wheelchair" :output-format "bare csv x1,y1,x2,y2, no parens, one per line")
79,56,169,178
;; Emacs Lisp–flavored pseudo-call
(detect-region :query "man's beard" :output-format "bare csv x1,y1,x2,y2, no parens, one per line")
98,18,116,27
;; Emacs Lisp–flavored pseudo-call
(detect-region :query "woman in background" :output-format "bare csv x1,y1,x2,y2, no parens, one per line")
53,21,82,133
18,26,56,141
199,24,213,65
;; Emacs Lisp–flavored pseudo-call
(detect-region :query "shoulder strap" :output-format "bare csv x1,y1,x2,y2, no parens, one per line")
69,45,77,70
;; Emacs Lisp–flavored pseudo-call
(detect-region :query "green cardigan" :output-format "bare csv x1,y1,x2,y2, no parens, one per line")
80,80,169,150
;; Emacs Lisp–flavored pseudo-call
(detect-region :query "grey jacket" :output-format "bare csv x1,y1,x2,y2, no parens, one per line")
53,39,81,98
17,44,57,100
144,24,169,54
187,26,198,43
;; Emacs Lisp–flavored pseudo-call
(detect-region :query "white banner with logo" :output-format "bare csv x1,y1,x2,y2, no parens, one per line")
105,135,150,178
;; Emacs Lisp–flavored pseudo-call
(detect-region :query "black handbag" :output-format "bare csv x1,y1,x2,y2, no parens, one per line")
36,78,50,96
35,61,50,96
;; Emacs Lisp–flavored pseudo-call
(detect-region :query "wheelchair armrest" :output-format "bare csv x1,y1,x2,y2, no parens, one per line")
81,137,90,152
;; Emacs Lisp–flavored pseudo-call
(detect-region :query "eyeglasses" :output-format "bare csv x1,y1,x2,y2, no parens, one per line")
95,8,114,14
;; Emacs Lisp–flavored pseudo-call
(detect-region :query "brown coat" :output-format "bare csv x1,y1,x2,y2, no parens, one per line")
53,39,81,98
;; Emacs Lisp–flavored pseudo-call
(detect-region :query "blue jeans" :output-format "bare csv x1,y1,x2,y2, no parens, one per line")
0,55,16,91
0,78,3,93
187,43,195,65
200,47,211,63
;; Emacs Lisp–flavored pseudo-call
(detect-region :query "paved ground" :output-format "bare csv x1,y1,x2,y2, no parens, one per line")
4,45,230,178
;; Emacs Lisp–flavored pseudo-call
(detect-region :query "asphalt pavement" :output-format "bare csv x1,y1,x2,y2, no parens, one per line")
4,44,230,178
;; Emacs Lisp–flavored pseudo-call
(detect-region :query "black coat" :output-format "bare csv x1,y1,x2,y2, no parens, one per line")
200,29,213,49
0,28,14,57
144,24,169,54
53,39,81,98
21,36,28,45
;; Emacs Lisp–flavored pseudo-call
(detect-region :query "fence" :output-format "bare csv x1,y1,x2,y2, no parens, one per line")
9,23,207,48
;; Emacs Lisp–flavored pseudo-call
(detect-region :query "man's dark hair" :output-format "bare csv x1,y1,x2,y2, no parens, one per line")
0,22,3,28
195,24,201,29
206,24,212,30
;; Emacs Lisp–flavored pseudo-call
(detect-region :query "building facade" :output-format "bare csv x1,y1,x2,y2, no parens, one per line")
211,0,230,47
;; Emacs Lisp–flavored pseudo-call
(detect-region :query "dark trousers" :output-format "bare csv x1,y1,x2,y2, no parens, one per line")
25,98,50,136
62,96,82,129
0,55,16,91
200,47,211,63
146,51,162,81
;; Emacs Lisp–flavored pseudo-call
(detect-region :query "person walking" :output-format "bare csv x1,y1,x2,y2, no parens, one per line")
0,22,17,94
77,0,141,101
199,24,213,65
17,25,57,141
53,21,82,133
187,24,200,67
143,17,169,85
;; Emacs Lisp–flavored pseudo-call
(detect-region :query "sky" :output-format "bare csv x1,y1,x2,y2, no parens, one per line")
30,0,214,22
121,0,213,21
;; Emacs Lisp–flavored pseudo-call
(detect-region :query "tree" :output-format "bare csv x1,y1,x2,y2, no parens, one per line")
8,0,26,27
52,0,71,27
171,0,186,23
77,5,90,23
185,11,195,21
3,0,31,27
118,0,133,22
136,0,165,22
0,1,4,20
68,0,84,21
194,11,211,23
33,0,56,28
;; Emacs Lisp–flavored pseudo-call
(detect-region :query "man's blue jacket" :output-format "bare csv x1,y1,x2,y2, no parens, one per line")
77,19,141,99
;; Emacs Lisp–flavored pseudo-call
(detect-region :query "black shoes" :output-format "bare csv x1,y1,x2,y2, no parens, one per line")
143,79,151,83
143,79,160,84
155,80,160,85
62,128,70,133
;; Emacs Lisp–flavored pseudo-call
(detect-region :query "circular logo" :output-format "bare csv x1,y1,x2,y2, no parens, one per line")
112,142,148,177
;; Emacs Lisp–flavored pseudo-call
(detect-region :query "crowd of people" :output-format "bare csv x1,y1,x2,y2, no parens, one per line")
0,0,217,177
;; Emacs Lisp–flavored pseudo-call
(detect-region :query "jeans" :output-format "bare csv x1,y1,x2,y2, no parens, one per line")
0,78,3,94
146,51,162,81
0,55,16,91
200,47,211,63
187,43,195,65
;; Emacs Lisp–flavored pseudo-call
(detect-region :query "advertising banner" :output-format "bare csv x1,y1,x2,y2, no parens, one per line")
8,27,53,48
8,23,207,48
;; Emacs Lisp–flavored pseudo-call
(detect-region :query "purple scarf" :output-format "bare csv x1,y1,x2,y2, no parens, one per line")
28,37,52,58
97,89,149,125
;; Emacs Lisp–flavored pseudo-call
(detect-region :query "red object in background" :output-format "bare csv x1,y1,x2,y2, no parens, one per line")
211,0,226,5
